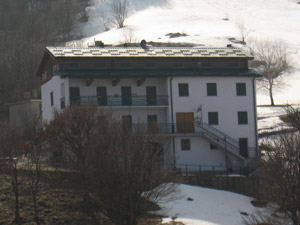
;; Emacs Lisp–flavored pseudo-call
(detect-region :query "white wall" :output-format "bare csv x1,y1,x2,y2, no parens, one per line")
169,76,257,159
41,75,66,122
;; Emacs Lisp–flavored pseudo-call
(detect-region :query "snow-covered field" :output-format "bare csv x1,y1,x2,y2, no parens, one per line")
160,184,259,225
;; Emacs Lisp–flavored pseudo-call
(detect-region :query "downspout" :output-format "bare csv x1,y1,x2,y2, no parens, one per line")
252,77,258,157
169,77,176,167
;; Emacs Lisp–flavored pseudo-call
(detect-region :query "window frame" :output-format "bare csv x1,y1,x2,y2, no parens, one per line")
207,83,217,96
181,139,191,151
178,83,189,97
236,83,246,96
238,111,248,125
208,112,219,125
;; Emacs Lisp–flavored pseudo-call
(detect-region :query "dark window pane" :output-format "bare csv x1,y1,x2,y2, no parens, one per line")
210,144,218,150
238,111,248,124
181,139,191,151
239,138,248,158
207,83,217,96
69,87,80,105
97,87,107,106
236,83,246,96
208,112,219,125
147,115,157,123
146,86,157,105
121,87,132,105
178,83,189,97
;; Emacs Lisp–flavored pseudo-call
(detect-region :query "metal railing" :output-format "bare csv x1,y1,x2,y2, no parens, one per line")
64,95,169,107
156,123,242,157
175,163,256,176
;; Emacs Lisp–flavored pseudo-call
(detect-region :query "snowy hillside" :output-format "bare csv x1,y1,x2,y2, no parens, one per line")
79,0,300,106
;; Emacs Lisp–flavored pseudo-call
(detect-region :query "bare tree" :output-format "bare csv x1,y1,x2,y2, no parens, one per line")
235,21,253,44
249,38,291,106
44,105,177,225
259,132,300,225
122,27,138,45
110,0,130,28
90,122,177,225
26,131,47,225
284,105,300,130
0,125,25,224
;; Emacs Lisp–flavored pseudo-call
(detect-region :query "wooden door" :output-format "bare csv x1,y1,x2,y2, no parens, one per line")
176,112,194,133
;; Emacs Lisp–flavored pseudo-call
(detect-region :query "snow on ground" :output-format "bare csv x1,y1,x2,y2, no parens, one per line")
160,184,258,225
256,106,292,134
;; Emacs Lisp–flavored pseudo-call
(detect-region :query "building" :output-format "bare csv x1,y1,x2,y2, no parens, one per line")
36,45,261,171
8,99,42,127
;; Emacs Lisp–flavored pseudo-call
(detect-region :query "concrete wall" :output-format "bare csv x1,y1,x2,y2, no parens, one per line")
9,100,41,126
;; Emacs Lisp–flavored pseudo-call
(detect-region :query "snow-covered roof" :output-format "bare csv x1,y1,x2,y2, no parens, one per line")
46,47,253,59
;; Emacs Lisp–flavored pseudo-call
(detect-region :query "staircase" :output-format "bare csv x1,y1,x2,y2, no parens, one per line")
162,122,244,159
195,123,243,159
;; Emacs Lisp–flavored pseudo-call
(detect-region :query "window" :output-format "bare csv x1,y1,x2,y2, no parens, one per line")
69,87,80,105
147,115,157,123
178,83,189,97
238,111,248,124
236,83,246,96
181,139,191,151
207,83,217,96
121,86,132,106
97,87,107,106
48,64,53,76
210,144,218,150
239,138,248,158
208,112,219,125
50,92,54,106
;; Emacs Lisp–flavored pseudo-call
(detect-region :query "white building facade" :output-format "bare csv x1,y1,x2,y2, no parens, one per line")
37,46,261,172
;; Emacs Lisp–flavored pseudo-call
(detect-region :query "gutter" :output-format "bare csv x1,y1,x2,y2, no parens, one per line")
169,77,176,166
252,78,259,157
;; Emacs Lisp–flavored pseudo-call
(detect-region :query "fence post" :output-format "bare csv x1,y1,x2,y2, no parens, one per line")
213,166,215,176
199,165,201,175
185,164,188,176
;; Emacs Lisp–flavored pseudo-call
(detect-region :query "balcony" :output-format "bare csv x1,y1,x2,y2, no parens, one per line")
66,95,169,107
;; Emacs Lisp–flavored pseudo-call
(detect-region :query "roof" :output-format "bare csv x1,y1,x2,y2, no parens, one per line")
46,46,254,59
57,69,261,78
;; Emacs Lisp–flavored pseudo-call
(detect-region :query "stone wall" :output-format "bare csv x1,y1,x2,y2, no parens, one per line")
180,175,260,197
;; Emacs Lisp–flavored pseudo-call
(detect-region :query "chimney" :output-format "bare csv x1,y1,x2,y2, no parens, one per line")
140,40,147,49
95,40,104,48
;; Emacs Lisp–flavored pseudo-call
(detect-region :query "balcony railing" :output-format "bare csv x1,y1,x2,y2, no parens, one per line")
67,95,169,107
